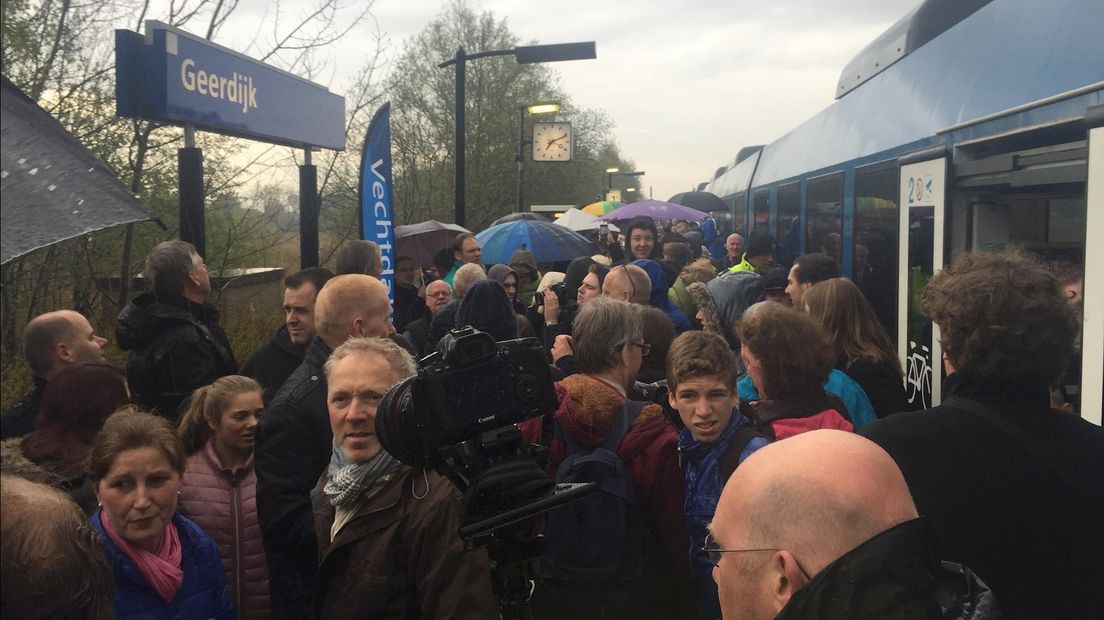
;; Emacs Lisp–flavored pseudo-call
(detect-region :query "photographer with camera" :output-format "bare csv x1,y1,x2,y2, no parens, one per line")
315,337,497,619
519,297,695,619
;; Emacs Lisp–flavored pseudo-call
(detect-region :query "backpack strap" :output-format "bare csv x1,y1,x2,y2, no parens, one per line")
599,400,647,452
718,426,767,483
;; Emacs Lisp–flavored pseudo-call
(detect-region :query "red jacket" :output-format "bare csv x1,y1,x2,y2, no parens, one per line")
520,374,696,615
179,441,271,619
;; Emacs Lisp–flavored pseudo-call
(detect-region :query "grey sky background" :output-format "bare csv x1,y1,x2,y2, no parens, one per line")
210,0,922,203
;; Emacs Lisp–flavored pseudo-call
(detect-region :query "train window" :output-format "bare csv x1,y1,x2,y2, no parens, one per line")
806,173,843,264
854,165,899,342
777,183,801,271
733,194,747,235
752,190,770,236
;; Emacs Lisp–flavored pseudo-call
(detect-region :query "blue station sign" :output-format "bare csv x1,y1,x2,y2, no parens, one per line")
116,21,345,150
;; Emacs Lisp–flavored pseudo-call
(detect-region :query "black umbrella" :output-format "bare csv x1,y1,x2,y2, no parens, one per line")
668,191,728,213
1,76,163,265
490,212,548,226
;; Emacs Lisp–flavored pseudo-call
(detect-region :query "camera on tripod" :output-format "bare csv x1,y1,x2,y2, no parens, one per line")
376,327,593,542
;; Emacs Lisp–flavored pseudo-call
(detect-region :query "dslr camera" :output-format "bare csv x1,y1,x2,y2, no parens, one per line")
377,327,557,466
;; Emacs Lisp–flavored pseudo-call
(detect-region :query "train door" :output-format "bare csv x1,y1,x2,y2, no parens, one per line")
950,127,1100,424
897,155,946,410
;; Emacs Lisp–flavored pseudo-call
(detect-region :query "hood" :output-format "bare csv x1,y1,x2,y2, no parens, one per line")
115,292,208,352
553,375,668,460
707,272,765,332
486,263,517,286
456,280,518,341
563,256,596,297
631,259,669,307
508,249,539,281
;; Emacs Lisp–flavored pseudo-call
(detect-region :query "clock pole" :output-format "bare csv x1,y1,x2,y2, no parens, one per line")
454,46,467,227
516,105,525,213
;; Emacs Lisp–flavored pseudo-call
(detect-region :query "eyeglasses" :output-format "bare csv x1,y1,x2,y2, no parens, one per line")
703,533,811,580
620,264,636,301
630,341,651,357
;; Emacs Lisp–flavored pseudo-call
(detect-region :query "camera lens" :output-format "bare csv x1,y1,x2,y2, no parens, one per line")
375,375,422,465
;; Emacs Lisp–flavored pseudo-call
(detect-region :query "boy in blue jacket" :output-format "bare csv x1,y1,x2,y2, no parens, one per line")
667,331,768,620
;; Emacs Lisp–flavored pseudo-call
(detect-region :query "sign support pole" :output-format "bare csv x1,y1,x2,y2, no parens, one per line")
178,123,206,257
299,147,319,269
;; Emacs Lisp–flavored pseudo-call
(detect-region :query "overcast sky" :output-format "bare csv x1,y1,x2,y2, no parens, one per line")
211,0,922,202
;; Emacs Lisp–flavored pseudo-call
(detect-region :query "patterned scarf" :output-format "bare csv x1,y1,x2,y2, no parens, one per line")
324,449,404,508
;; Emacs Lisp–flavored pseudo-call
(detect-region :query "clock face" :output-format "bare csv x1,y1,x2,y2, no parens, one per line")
532,122,573,162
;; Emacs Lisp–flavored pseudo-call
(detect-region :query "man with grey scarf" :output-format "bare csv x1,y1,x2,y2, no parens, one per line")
313,337,498,619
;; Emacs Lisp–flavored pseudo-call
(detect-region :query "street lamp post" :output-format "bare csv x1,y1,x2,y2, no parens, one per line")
517,102,560,213
606,168,646,200
440,42,595,227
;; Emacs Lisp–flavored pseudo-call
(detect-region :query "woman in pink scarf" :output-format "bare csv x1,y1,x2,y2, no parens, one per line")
88,410,234,619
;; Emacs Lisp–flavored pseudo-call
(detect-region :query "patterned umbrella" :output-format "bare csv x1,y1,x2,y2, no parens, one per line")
580,200,621,216
475,220,598,265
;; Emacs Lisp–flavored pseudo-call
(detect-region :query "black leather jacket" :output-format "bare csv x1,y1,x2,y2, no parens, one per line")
776,518,1002,620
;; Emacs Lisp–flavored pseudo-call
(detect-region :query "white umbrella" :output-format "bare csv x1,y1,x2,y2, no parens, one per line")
552,208,620,234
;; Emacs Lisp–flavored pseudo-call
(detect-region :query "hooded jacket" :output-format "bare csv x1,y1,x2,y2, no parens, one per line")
632,259,692,333
519,374,696,617
486,263,528,316
241,325,304,405
116,293,237,418
509,249,541,306
775,518,1002,620
179,441,270,619
456,280,519,341
687,273,764,355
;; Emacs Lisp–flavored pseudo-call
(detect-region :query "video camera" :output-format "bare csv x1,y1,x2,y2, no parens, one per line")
376,327,593,542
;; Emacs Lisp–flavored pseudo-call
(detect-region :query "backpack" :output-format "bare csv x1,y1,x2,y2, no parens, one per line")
536,400,651,582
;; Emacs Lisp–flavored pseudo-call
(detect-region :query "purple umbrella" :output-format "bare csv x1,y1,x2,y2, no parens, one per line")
597,199,709,223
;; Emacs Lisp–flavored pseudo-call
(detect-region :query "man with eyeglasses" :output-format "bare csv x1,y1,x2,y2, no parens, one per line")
602,263,651,304
401,279,453,358
520,297,695,618
708,430,999,620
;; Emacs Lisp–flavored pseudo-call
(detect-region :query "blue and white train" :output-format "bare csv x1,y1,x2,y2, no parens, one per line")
700,0,1103,422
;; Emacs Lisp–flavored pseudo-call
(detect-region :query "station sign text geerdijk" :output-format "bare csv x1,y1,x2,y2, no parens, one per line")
116,21,345,150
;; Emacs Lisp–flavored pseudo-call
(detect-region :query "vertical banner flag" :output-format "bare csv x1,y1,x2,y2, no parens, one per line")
359,102,396,304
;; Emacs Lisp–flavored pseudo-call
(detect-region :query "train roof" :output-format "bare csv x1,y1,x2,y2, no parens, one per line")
707,0,1104,196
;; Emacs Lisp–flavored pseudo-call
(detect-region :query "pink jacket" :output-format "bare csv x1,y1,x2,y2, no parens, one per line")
179,441,271,619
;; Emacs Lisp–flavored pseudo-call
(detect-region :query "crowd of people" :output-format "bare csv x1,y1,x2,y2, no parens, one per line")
1,215,1101,620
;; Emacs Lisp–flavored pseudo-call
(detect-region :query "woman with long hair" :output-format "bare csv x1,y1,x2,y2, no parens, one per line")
88,410,233,618
803,277,908,417
177,375,270,619
5,361,130,513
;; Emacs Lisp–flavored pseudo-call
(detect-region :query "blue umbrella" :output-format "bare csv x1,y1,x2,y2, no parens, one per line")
475,220,599,265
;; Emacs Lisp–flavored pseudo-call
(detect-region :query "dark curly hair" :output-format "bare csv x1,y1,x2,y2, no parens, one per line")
922,249,1077,386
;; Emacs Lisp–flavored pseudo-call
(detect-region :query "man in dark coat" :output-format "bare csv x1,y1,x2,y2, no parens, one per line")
241,267,333,404
711,430,1000,620
863,250,1103,619
254,274,396,620
1,310,108,439
402,279,452,358
115,240,236,418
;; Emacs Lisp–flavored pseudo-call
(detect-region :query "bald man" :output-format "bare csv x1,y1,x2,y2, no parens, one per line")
255,274,397,619
710,430,998,619
1,310,108,439
602,263,651,304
